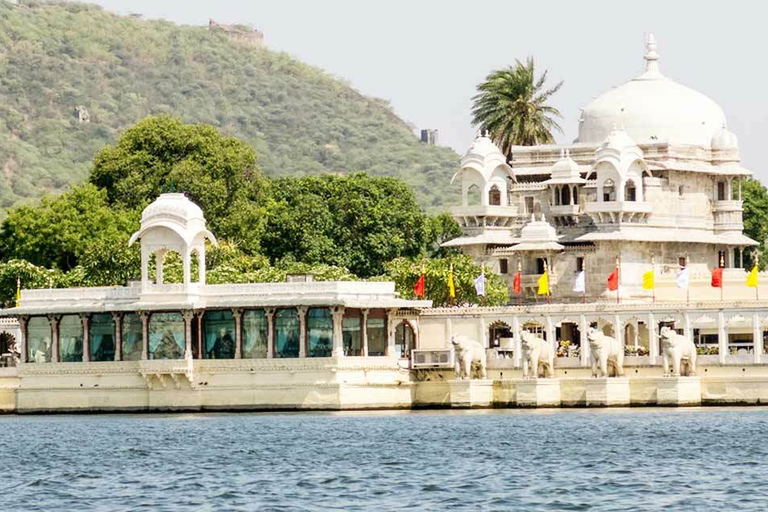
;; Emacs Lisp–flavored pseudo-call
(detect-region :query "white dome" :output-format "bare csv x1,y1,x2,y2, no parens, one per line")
141,193,205,223
577,34,727,147
712,126,739,150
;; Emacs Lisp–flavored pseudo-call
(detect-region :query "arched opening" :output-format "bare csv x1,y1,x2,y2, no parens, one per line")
467,184,481,206
488,185,501,206
0,332,15,356
488,321,513,349
560,186,571,205
395,320,415,359
554,186,561,206
190,249,202,284
602,179,616,202
572,186,579,204
624,180,637,201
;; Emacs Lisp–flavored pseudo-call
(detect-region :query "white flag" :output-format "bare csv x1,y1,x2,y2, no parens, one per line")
676,267,690,289
573,270,586,293
474,273,486,296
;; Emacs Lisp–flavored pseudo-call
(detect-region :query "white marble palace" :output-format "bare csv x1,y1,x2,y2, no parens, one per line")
447,34,756,302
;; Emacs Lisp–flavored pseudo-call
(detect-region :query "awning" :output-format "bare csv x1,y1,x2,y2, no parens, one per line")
441,232,519,247
493,241,564,254
575,229,758,246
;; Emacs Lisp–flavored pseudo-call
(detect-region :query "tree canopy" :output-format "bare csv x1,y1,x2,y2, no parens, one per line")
741,178,768,269
471,57,563,153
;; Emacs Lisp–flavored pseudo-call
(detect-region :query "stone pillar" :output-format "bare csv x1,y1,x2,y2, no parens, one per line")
613,315,623,350
361,309,369,357
388,309,399,357
19,316,28,364
648,312,658,365
198,245,206,285
156,249,166,285
478,316,487,348
182,310,194,359
182,249,192,288
80,314,91,363
717,311,727,364
48,315,60,363
579,314,590,367
232,308,243,359
331,306,346,357
297,306,307,358
546,316,555,351
141,248,150,288
683,313,693,347
195,310,204,359
753,312,762,364
265,308,275,359
112,312,123,361
739,178,743,200
138,311,150,360
512,316,521,368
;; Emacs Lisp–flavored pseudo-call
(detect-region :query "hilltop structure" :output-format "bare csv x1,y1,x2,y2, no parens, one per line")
447,34,754,302
208,19,264,48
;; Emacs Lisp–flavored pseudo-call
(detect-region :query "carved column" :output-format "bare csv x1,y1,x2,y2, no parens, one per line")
331,306,345,358
232,308,243,359
388,309,400,357
361,309,369,357
265,308,275,359
112,312,123,361
683,312,693,347
138,311,150,360
753,312,762,364
297,306,308,358
195,310,204,359
613,314,623,350
182,310,194,359
478,316,487,348
156,249,166,285
718,311,727,364
48,315,60,363
579,314,589,367
19,316,28,364
648,312,658,365
546,315,556,349
512,316,521,368
80,314,91,363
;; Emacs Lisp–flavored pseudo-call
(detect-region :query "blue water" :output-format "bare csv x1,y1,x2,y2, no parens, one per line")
1,408,767,511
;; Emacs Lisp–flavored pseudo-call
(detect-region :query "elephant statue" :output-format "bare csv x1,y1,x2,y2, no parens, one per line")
587,327,625,378
450,335,487,380
520,330,555,379
660,326,697,376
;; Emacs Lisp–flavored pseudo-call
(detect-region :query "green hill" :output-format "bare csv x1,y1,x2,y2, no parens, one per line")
0,0,459,211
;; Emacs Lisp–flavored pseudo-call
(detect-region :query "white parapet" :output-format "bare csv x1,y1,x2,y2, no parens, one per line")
516,378,561,408
585,377,631,407
448,379,494,408
656,376,701,406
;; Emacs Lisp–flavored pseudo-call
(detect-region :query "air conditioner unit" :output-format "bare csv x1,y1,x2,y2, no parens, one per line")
411,349,454,369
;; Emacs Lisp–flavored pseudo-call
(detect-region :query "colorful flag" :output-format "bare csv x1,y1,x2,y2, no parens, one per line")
413,273,425,297
711,267,723,288
607,268,619,291
14,277,20,308
642,269,654,290
676,266,690,289
447,264,455,299
513,271,522,295
537,270,549,295
474,272,486,296
573,270,586,293
747,265,758,287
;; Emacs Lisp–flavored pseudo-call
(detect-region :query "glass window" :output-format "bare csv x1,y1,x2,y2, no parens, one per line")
243,310,268,358
499,259,508,274
27,317,51,363
122,313,143,361
307,308,333,357
90,314,115,362
149,312,185,360
275,309,299,358
489,186,501,206
343,310,362,356
395,321,415,359
367,313,387,357
59,315,83,362
203,310,236,359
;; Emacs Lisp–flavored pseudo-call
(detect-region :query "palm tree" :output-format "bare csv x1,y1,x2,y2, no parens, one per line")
471,57,564,154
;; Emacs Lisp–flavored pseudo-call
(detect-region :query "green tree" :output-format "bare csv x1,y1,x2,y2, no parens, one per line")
426,212,462,258
263,173,429,277
0,184,137,271
89,115,269,254
0,259,64,308
471,57,563,153
384,254,509,307
742,178,768,269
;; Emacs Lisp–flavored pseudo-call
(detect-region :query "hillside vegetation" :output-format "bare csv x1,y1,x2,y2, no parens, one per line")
0,0,459,211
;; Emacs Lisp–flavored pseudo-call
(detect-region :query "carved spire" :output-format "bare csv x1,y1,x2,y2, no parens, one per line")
643,33,661,77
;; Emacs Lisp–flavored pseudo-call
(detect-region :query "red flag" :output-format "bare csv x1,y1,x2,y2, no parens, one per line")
512,272,522,294
711,267,723,288
413,273,425,297
607,268,619,291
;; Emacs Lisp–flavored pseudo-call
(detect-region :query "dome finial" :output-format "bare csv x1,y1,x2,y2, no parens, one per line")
643,33,661,76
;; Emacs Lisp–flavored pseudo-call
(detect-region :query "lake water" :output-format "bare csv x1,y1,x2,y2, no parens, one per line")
1,408,768,511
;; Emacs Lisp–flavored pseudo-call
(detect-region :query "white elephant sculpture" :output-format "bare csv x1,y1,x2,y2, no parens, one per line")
451,335,487,380
660,326,697,376
520,330,555,378
587,327,625,378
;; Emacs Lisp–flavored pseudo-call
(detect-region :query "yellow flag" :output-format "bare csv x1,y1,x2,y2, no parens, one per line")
448,265,455,298
537,270,549,295
14,277,20,308
747,266,758,287
642,269,654,290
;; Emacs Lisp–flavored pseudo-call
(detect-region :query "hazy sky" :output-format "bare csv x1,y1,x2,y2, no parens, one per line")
89,0,768,181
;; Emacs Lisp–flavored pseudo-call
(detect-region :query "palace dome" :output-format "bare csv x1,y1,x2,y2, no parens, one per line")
577,34,727,148
140,193,205,224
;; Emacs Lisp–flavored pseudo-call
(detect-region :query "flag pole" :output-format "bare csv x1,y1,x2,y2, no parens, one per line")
449,263,454,307
651,255,656,304
582,261,587,304
517,259,522,306
685,252,689,306
720,253,724,302
545,259,551,305
616,256,620,304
